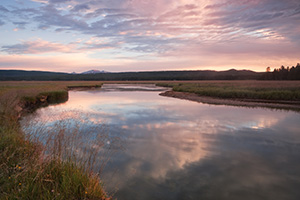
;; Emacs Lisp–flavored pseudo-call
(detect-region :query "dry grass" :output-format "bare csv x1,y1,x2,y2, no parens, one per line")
0,81,115,199
156,80,300,101
0,81,104,96
156,80,300,88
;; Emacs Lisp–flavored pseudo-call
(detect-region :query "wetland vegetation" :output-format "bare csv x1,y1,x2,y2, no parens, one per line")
1,80,300,199
0,81,110,199
19,83,300,200
157,81,300,101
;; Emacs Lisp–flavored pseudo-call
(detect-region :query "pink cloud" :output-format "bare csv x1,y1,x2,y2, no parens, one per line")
1,38,119,55
1,39,77,54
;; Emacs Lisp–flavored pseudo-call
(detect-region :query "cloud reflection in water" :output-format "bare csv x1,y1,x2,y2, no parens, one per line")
22,85,300,200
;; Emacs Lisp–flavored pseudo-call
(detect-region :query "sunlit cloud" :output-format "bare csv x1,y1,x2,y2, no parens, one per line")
0,53,124,72
1,37,121,55
1,39,76,54
30,0,48,3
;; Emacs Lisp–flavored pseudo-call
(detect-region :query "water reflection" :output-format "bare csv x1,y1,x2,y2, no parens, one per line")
22,84,300,200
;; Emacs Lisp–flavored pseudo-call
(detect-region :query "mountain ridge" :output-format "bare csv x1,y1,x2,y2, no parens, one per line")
81,69,108,74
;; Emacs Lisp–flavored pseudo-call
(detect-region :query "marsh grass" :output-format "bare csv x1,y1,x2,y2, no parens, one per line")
21,90,69,113
157,82,300,101
23,112,121,174
0,92,20,128
16,113,121,199
0,81,115,199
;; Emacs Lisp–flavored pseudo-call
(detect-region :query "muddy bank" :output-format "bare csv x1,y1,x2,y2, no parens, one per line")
160,90,300,111
16,91,69,118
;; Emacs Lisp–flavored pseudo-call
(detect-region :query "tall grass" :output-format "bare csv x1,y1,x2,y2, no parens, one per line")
23,112,121,175
157,82,300,101
0,82,114,199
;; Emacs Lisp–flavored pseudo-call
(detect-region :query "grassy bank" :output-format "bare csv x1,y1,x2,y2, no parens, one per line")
157,81,300,101
0,81,110,199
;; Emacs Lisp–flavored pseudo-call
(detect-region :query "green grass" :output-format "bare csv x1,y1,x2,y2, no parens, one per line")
0,81,111,199
156,81,300,101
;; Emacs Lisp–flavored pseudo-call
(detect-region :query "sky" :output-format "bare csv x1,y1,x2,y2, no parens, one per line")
0,0,299,73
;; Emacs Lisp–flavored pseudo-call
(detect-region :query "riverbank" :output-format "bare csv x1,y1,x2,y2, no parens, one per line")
160,90,300,111
0,81,110,199
157,81,300,111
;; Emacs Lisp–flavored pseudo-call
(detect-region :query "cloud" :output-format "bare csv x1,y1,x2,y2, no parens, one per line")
17,0,300,50
204,0,300,42
122,35,183,54
79,37,121,51
158,4,200,20
0,54,90,72
1,37,120,55
8,7,41,26
13,21,29,29
49,0,71,3
85,8,127,18
0,5,9,12
33,5,89,31
0,20,4,26
9,0,300,42
71,3,90,12
30,0,49,3
1,39,77,54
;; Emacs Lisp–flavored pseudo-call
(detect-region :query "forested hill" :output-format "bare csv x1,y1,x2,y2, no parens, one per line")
0,69,262,81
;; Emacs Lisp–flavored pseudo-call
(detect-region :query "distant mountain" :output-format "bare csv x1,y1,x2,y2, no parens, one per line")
81,70,107,74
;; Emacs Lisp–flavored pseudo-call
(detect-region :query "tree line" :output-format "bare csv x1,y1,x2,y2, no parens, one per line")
2,65,299,81
261,63,300,80
0,69,261,81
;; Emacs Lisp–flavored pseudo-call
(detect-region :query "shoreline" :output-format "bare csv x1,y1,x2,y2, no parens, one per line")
160,90,300,111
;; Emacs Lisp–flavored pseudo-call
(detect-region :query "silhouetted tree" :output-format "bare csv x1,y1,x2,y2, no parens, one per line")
262,63,300,80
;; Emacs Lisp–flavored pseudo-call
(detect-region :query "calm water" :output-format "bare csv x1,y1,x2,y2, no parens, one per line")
22,84,300,200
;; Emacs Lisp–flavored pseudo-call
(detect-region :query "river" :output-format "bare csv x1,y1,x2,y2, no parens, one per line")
21,84,300,200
